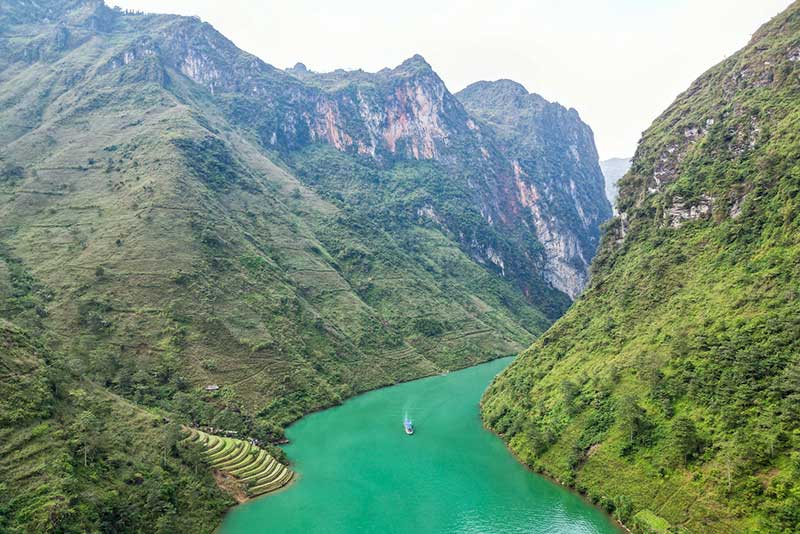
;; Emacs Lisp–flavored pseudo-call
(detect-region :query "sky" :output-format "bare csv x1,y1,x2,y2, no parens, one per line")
108,0,793,160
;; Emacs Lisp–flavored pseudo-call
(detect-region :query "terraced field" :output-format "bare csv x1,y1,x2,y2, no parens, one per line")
183,428,294,497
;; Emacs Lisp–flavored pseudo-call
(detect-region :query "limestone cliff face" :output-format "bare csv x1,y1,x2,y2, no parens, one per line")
609,9,791,247
150,21,466,162
457,81,612,297
40,7,608,303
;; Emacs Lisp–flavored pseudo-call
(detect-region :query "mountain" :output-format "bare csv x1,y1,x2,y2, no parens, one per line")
0,0,609,531
599,157,631,211
456,80,612,298
0,317,233,532
482,3,800,533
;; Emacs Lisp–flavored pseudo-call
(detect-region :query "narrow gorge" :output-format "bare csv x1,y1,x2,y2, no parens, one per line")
3,1,797,533
0,1,609,531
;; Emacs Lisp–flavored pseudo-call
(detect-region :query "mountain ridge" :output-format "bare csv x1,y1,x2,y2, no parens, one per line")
482,2,800,532
457,80,610,297
0,1,611,531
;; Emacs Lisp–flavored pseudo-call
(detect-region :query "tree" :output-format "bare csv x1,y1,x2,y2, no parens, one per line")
74,410,100,467
0,163,24,183
717,438,741,493
178,440,206,475
671,416,700,465
560,379,580,414
163,423,184,466
617,395,653,455
612,494,633,522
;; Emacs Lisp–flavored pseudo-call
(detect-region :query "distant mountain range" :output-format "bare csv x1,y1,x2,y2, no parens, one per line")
599,157,632,211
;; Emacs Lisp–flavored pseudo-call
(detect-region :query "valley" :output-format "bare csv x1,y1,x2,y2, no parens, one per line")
219,358,620,534
1,1,798,533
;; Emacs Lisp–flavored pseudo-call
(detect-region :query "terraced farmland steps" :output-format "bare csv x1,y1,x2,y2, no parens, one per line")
181,427,294,498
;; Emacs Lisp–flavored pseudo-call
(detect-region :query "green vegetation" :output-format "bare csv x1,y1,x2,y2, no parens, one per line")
171,136,253,192
632,510,670,534
0,0,554,428
0,1,591,531
482,3,800,533
0,320,233,534
182,428,293,497
287,144,562,328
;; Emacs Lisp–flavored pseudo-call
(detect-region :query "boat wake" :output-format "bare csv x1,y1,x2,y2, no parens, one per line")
403,409,414,435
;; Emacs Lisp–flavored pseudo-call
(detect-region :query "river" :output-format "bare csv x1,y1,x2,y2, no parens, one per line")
220,357,619,533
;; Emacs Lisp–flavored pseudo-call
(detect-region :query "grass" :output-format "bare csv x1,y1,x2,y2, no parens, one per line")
249,469,293,496
231,451,268,477
215,446,255,470
0,320,234,534
481,4,800,533
0,1,608,531
182,428,293,497
208,439,238,460
632,510,670,534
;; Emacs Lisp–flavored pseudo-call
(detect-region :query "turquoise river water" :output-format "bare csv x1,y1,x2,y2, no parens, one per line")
220,357,619,534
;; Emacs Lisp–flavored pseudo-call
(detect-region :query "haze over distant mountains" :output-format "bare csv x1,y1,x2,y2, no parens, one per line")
599,157,632,211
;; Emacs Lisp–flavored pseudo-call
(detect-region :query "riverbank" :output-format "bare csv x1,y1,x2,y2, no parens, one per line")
219,357,620,534
484,421,630,533
271,353,522,431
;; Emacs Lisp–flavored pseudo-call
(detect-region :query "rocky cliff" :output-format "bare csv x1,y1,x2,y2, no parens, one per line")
457,80,612,297
482,3,800,532
0,1,610,531
83,6,609,301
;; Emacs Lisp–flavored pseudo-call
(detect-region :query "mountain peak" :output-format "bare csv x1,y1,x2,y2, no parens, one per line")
285,62,311,77
460,79,529,96
489,79,529,95
398,54,432,71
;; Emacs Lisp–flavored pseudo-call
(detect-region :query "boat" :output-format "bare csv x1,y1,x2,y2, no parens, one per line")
404,417,414,435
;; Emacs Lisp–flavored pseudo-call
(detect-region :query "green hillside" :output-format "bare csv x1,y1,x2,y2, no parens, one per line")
0,0,552,433
0,318,234,533
182,428,293,498
0,1,613,531
482,4,800,533
0,218,232,532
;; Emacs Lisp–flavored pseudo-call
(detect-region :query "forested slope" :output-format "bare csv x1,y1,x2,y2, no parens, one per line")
0,261,231,532
0,1,610,531
482,3,800,532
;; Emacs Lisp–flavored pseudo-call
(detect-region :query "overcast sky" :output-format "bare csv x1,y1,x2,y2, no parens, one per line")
109,0,792,160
